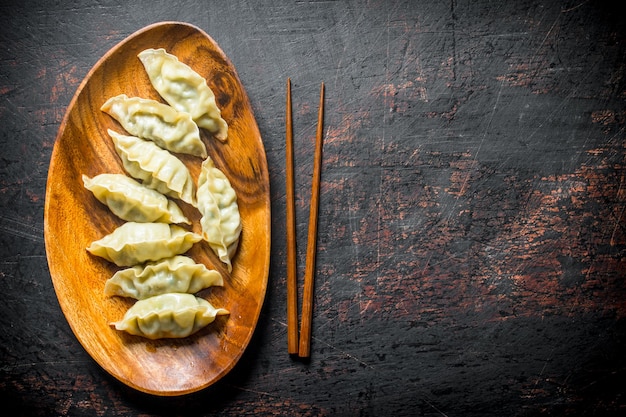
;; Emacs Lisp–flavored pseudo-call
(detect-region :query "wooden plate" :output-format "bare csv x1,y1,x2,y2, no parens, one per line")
44,22,270,396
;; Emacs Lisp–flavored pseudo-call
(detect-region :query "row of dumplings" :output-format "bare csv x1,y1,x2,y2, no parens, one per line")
83,48,241,339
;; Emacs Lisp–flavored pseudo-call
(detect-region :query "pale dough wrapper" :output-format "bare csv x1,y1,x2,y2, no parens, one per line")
111,293,229,339
196,156,241,272
104,255,223,299
86,222,202,267
101,94,207,158
109,129,197,206
82,173,190,225
138,48,228,141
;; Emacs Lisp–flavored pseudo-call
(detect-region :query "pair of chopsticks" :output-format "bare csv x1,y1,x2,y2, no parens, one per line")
286,78,325,358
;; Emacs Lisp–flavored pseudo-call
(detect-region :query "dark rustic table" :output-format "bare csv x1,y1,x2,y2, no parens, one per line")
1,1,625,416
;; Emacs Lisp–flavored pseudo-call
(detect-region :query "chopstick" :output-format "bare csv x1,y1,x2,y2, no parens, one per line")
285,78,299,355
285,80,325,358
298,82,325,358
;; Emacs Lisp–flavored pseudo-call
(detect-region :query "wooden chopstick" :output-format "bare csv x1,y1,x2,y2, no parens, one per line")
298,82,325,358
285,78,299,355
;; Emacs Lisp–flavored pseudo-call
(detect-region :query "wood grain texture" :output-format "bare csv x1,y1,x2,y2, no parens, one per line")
44,22,270,396
298,82,324,358
1,0,625,415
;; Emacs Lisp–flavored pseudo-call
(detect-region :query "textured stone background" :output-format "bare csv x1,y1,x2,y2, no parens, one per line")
1,0,625,415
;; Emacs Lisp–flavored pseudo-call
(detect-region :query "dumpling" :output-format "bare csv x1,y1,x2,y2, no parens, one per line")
196,157,241,272
82,173,190,225
138,48,228,141
111,293,229,339
101,94,207,158
87,222,202,267
109,129,197,206
104,255,223,299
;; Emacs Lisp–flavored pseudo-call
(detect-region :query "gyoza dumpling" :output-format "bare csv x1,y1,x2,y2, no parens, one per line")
138,48,228,141
101,94,207,158
196,157,241,272
109,129,197,206
82,173,190,224
104,255,223,299
111,293,229,339
87,222,202,267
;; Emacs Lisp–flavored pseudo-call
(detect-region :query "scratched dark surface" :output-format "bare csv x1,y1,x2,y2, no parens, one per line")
1,0,625,415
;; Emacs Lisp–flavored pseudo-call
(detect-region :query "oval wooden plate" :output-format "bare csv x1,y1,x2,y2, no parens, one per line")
44,22,270,396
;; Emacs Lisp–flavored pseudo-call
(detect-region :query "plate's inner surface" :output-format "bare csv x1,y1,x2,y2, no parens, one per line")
44,22,270,396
